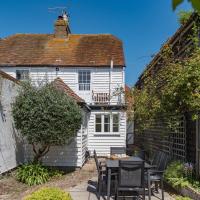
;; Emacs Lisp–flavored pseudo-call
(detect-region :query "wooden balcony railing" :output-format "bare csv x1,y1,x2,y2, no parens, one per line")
92,91,110,104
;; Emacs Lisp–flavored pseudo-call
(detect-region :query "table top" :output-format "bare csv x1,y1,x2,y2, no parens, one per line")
106,156,152,169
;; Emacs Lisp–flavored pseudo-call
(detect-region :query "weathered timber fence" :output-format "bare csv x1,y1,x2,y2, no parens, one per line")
134,115,186,161
134,112,200,176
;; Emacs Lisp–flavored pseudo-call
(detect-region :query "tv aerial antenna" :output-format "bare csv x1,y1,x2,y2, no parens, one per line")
48,0,72,16
48,6,70,23
48,6,67,14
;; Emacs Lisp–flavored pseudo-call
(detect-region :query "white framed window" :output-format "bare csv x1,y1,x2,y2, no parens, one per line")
78,70,91,90
95,113,120,133
16,69,29,80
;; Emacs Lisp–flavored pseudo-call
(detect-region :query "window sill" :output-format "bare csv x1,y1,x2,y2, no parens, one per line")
94,133,120,137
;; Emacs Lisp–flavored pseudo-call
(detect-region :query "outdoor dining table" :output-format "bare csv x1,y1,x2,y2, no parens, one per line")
106,156,152,200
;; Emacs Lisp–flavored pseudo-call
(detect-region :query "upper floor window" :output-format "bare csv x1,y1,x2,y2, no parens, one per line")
78,71,90,91
16,70,29,80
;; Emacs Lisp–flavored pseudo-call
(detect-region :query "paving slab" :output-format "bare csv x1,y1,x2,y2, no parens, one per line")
69,177,175,200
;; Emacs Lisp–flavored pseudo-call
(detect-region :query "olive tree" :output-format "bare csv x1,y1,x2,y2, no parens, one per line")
12,82,82,162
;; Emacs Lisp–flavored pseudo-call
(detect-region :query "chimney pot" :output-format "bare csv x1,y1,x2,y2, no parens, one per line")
54,15,71,38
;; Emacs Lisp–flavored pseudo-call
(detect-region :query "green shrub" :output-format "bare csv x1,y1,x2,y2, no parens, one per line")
16,163,62,186
24,187,73,200
176,196,192,200
164,161,189,188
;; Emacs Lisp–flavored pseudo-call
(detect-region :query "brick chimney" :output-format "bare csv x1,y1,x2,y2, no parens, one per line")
54,15,71,38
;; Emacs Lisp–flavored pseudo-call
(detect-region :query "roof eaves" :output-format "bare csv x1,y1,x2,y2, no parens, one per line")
0,70,19,84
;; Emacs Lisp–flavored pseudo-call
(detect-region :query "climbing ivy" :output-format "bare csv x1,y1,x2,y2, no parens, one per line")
178,10,193,25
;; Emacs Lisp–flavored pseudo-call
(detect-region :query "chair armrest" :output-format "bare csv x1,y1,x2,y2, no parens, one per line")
147,170,164,175
149,165,158,168
111,172,118,176
100,161,106,166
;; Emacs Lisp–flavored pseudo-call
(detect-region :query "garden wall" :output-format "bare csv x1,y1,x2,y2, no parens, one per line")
0,72,24,174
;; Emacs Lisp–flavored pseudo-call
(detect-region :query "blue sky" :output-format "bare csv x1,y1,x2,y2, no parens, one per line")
0,0,191,86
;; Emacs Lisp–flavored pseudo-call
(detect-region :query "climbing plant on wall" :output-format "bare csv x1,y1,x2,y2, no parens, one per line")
129,15,200,131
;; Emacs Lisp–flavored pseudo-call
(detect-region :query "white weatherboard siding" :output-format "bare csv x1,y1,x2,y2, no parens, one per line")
87,111,126,156
25,131,82,167
0,66,126,167
80,110,89,166
0,67,125,104
24,110,89,167
0,77,24,174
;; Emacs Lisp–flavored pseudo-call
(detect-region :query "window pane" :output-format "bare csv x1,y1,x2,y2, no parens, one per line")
95,115,101,132
113,114,119,132
16,70,29,80
16,71,21,80
104,115,110,123
113,114,119,123
113,125,119,132
104,115,110,132
96,115,101,123
96,124,101,132
104,124,110,132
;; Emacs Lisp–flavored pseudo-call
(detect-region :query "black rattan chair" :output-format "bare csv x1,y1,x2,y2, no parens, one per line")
135,149,146,160
115,160,145,200
150,151,163,167
110,147,126,155
94,150,107,199
94,150,117,199
146,152,170,200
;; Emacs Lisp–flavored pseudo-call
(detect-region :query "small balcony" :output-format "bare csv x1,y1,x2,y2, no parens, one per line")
92,91,110,105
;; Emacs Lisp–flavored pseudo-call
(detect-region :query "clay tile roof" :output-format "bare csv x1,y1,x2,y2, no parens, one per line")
125,84,130,92
52,77,84,103
0,70,19,84
0,34,125,67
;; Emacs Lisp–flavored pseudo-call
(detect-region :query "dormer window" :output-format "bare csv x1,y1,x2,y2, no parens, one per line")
78,70,91,90
16,69,29,80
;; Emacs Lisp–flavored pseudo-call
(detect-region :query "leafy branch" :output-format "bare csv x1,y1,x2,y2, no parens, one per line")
173,0,200,11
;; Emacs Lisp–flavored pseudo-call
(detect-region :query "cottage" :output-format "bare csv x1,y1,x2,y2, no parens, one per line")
0,14,126,167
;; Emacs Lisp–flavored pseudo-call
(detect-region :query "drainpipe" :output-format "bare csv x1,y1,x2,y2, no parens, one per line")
109,60,113,105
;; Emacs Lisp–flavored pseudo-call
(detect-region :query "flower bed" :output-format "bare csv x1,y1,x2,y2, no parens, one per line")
177,186,200,200
164,161,200,200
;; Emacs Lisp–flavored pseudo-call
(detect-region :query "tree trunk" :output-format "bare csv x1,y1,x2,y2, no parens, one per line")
32,144,50,163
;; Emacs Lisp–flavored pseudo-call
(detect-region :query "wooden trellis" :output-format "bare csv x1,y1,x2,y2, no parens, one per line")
134,115,186,161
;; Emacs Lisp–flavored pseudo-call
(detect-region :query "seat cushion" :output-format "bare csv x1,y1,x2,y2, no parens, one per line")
145,174,162,181
118,187,144,192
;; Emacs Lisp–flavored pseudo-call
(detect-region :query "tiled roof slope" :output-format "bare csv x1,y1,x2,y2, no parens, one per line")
0,70,19,84
0,34,125,67
52,77,84,103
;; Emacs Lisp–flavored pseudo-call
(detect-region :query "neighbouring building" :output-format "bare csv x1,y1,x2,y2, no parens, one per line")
0,14,126,167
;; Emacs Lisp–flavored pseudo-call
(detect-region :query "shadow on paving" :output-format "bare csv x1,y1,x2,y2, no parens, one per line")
69,177,175,200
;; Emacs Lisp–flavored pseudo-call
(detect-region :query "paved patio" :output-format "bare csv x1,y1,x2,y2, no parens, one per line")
69,176,175,200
